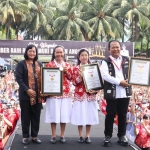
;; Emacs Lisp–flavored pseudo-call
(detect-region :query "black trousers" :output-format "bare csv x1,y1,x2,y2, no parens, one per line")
141,148,150,150
104,98,130,137
20,100,42,138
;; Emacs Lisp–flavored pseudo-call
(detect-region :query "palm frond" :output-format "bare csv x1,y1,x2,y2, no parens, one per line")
39,11,47,26
105,16,123,38
112,8,127,17
33,14,39,32
1,6,8,24
28,2,38,11
73,20,81,38
101,18,114,38
53,16,68,28
125,9,135,21
88,17,99,26
138,10,150,28
58,24,67,40
75,18,91,33
121,0,132,9
136,6,149,16
66,19,72,40
45,24,53,35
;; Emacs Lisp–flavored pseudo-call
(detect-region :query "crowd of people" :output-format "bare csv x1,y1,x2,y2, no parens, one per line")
126,86,150,150
1,40,150,150
0,70,20,150
99,84,150,150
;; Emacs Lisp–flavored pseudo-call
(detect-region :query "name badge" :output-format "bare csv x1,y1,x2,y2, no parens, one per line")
107,90,111,93
124,65,128,68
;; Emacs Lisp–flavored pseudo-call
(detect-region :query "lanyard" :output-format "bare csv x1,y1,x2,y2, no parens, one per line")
110,57,122,70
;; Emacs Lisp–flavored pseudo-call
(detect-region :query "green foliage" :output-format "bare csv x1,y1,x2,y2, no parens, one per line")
0,25,6,39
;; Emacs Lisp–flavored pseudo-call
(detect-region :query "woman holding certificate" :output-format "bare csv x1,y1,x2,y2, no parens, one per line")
71,48,99,144
44,45,72,144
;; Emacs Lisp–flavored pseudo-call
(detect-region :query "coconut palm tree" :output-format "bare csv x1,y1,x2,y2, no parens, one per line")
23,0,54,39
84,0,123,41
0,0,29,39
52,0,91,40
110,0,150,41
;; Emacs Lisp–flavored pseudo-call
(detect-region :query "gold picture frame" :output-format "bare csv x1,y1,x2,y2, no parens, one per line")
81,63,104,92
41,67,63,95
128,57,150,86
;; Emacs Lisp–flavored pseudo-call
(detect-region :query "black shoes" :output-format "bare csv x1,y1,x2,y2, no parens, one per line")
32,137,41,144
50,137,56,144
22,137,41,144
85,137,91,144
60,137,66,143
103,135,128,147
78,137,84,143
118,135,128,146
22,138,29,145
78,137,91,143
103,136,112,147
50,137,66,144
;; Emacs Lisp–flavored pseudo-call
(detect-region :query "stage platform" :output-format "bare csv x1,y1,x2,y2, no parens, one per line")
8,104,138,150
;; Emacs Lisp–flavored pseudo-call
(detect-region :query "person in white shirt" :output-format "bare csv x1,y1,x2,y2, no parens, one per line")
100,40,132,147
120,44,129,57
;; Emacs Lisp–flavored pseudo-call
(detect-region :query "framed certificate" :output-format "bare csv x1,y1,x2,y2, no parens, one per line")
81,63,104,92
41,67,63,95
128,57,150,86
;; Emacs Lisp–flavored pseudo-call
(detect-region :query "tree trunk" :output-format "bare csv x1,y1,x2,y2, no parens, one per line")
37,29,39,40
101,34,103,41
140,40,143,56
147,41,150,57
32,33,34,40
81,29,89,41
6,20,10,39
135,20,139,40
122,19,125,42
16,27,18,40
84,33,89,41
131,17,134,41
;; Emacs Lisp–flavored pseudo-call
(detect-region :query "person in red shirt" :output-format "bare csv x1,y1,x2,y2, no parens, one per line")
4,106,20,133
100,98,107,115
44,45,72,144
71,48,99,144
134,114,150,150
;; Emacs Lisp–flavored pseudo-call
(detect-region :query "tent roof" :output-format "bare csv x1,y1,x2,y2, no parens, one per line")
10,55,51,63
0,58,9,66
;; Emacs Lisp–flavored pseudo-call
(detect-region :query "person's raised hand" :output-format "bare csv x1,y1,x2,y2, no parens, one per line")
63,66,69,74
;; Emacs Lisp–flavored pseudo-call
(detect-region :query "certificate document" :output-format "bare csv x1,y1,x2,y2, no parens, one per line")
81,64,104,91
128,57,150,86
41,67,63,95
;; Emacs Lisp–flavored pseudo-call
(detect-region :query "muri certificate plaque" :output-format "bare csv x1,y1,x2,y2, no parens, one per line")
81,63,104,92
128,57,150,86
41,67,63,95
